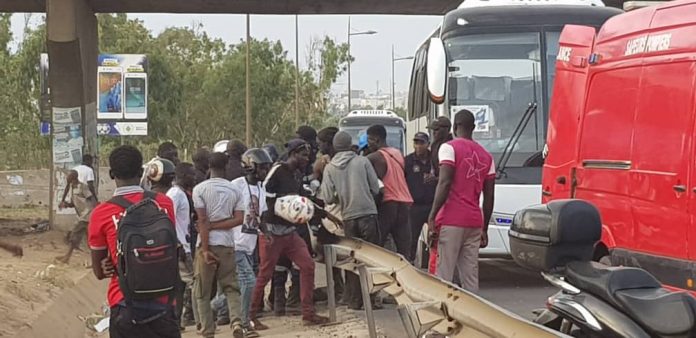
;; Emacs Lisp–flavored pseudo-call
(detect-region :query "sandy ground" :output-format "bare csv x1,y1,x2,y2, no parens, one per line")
0,208,93,337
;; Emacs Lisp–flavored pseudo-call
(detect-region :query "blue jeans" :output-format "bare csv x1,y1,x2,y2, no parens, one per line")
235,250,256,327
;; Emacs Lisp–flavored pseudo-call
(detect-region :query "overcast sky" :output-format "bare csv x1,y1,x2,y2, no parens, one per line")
9,13,442,95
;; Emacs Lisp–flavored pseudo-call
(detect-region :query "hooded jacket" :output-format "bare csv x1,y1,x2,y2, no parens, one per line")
319,151,381,221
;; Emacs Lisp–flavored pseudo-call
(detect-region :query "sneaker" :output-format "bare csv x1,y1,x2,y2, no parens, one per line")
217,317,231,326
302,314,330,326
251,318,269,331
232,323,244,338
244,327,260,338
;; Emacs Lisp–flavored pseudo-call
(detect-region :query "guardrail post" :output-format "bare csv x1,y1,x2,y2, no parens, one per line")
358,264,378,338
324,245,338,323
397,301,444,338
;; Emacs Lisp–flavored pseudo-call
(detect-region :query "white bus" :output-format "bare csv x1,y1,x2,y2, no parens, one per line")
408,0,621,261
339,110,406,154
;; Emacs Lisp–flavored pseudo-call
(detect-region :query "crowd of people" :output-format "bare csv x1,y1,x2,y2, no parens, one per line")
57,108,495,338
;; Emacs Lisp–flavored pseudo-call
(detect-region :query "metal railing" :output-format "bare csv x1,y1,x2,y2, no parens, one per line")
322,238,567,338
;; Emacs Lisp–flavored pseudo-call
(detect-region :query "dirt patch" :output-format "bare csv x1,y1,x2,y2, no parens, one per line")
0,219,92,337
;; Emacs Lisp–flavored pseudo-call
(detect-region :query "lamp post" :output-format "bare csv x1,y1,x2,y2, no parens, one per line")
391,45,414,110
245,14,251,145
347,16,377,113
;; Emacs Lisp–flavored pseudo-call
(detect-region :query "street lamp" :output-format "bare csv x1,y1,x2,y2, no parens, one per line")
391,45,414,110
347,16,377,113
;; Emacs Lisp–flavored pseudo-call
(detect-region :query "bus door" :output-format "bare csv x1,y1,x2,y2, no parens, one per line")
542,25,597,203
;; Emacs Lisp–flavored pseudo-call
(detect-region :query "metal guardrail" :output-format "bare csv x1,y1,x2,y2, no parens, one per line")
322,239,567,338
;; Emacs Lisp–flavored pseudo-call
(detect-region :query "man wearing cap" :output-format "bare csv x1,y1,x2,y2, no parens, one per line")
404,132,437,264
429,116,454,177
319,131,381,310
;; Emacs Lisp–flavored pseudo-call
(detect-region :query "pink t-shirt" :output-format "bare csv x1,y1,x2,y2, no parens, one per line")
436,138,495,228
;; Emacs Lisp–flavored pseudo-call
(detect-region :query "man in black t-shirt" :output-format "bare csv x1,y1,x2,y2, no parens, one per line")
249,139,329,329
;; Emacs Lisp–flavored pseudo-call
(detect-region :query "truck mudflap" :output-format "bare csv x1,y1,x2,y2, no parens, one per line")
326,238,569,337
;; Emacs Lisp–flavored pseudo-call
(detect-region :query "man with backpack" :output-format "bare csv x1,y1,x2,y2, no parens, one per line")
192,152,246,338
88,145,181,338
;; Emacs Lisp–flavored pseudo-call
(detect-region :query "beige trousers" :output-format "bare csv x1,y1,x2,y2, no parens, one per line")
436,226,482,292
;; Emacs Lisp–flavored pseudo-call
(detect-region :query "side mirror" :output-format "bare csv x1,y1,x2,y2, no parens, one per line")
426,37,447,104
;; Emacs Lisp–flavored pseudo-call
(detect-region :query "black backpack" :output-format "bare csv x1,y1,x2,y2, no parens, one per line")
109,191,179,305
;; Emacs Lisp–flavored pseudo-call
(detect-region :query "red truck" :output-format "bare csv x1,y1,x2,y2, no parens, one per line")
543,0,696,292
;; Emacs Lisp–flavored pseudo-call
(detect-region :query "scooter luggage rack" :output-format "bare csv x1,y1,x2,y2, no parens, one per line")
322,239,569,338
542,272,581,295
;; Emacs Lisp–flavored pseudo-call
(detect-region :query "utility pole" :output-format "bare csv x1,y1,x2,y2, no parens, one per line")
295,15,300,128
347,17,351,113
391,45,395,109
347,18,377,114
245,14,251,145
391,46,414,111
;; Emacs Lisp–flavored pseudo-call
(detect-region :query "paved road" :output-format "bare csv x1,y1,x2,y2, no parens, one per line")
478,258,556,320
182,258,555,337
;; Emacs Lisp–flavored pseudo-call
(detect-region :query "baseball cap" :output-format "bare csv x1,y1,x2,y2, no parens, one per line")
428,116,452,130
413,132,430,143
285,138,310,154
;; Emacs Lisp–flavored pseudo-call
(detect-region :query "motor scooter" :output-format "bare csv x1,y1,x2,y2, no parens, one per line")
509,200,696,338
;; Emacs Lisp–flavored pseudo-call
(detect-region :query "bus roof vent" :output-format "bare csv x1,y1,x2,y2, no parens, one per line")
348,110,399,118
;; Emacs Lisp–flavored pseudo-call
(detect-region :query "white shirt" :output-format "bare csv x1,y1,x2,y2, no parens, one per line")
230,177,266,254
193,177,245,248
73,164,95,185
167,186,191,253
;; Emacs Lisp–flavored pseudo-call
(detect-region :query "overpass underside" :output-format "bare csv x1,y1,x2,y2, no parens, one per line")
3,0,464,14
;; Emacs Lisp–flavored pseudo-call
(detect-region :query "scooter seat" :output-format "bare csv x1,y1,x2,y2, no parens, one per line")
566,261,696,336
615,288,695,336
565,261,661,302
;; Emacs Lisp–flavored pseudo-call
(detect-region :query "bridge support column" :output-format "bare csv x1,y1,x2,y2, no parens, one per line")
46,0,98,229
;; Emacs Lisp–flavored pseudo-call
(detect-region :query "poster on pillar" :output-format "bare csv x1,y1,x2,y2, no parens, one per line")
52,107,83,164
52,107,83,215
97,54,148,136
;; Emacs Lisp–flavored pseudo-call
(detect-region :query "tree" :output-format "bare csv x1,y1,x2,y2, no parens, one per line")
0,15,354,169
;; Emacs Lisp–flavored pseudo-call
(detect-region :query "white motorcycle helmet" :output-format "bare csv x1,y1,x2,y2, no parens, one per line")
274,195,315,224
213,140,229,153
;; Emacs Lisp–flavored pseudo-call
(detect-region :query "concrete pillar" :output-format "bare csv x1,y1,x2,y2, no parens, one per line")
46,0,98,230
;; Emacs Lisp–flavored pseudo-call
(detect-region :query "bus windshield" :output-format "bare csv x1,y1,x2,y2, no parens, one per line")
446,32,546,168
341,126,405,153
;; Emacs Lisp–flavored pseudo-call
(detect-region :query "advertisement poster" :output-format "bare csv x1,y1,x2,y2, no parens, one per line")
52,107,83,164
124,74,147,119
97,67,123,119
97,54,148,134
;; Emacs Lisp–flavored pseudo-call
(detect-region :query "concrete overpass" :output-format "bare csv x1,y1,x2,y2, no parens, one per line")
2,0,462,14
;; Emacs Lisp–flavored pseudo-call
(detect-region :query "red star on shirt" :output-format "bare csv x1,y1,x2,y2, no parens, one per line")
463,151,489,182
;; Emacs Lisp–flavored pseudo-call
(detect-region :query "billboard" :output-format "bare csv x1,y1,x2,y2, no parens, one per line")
97,54,148,136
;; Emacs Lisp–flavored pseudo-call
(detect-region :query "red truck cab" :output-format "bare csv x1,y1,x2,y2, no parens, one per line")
543,0,696,292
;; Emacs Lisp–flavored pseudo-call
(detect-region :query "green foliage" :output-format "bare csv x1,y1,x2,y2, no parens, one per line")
0,16,49,170
1,14,350,169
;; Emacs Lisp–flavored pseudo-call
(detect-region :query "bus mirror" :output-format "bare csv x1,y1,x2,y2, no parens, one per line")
427,38,447,105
